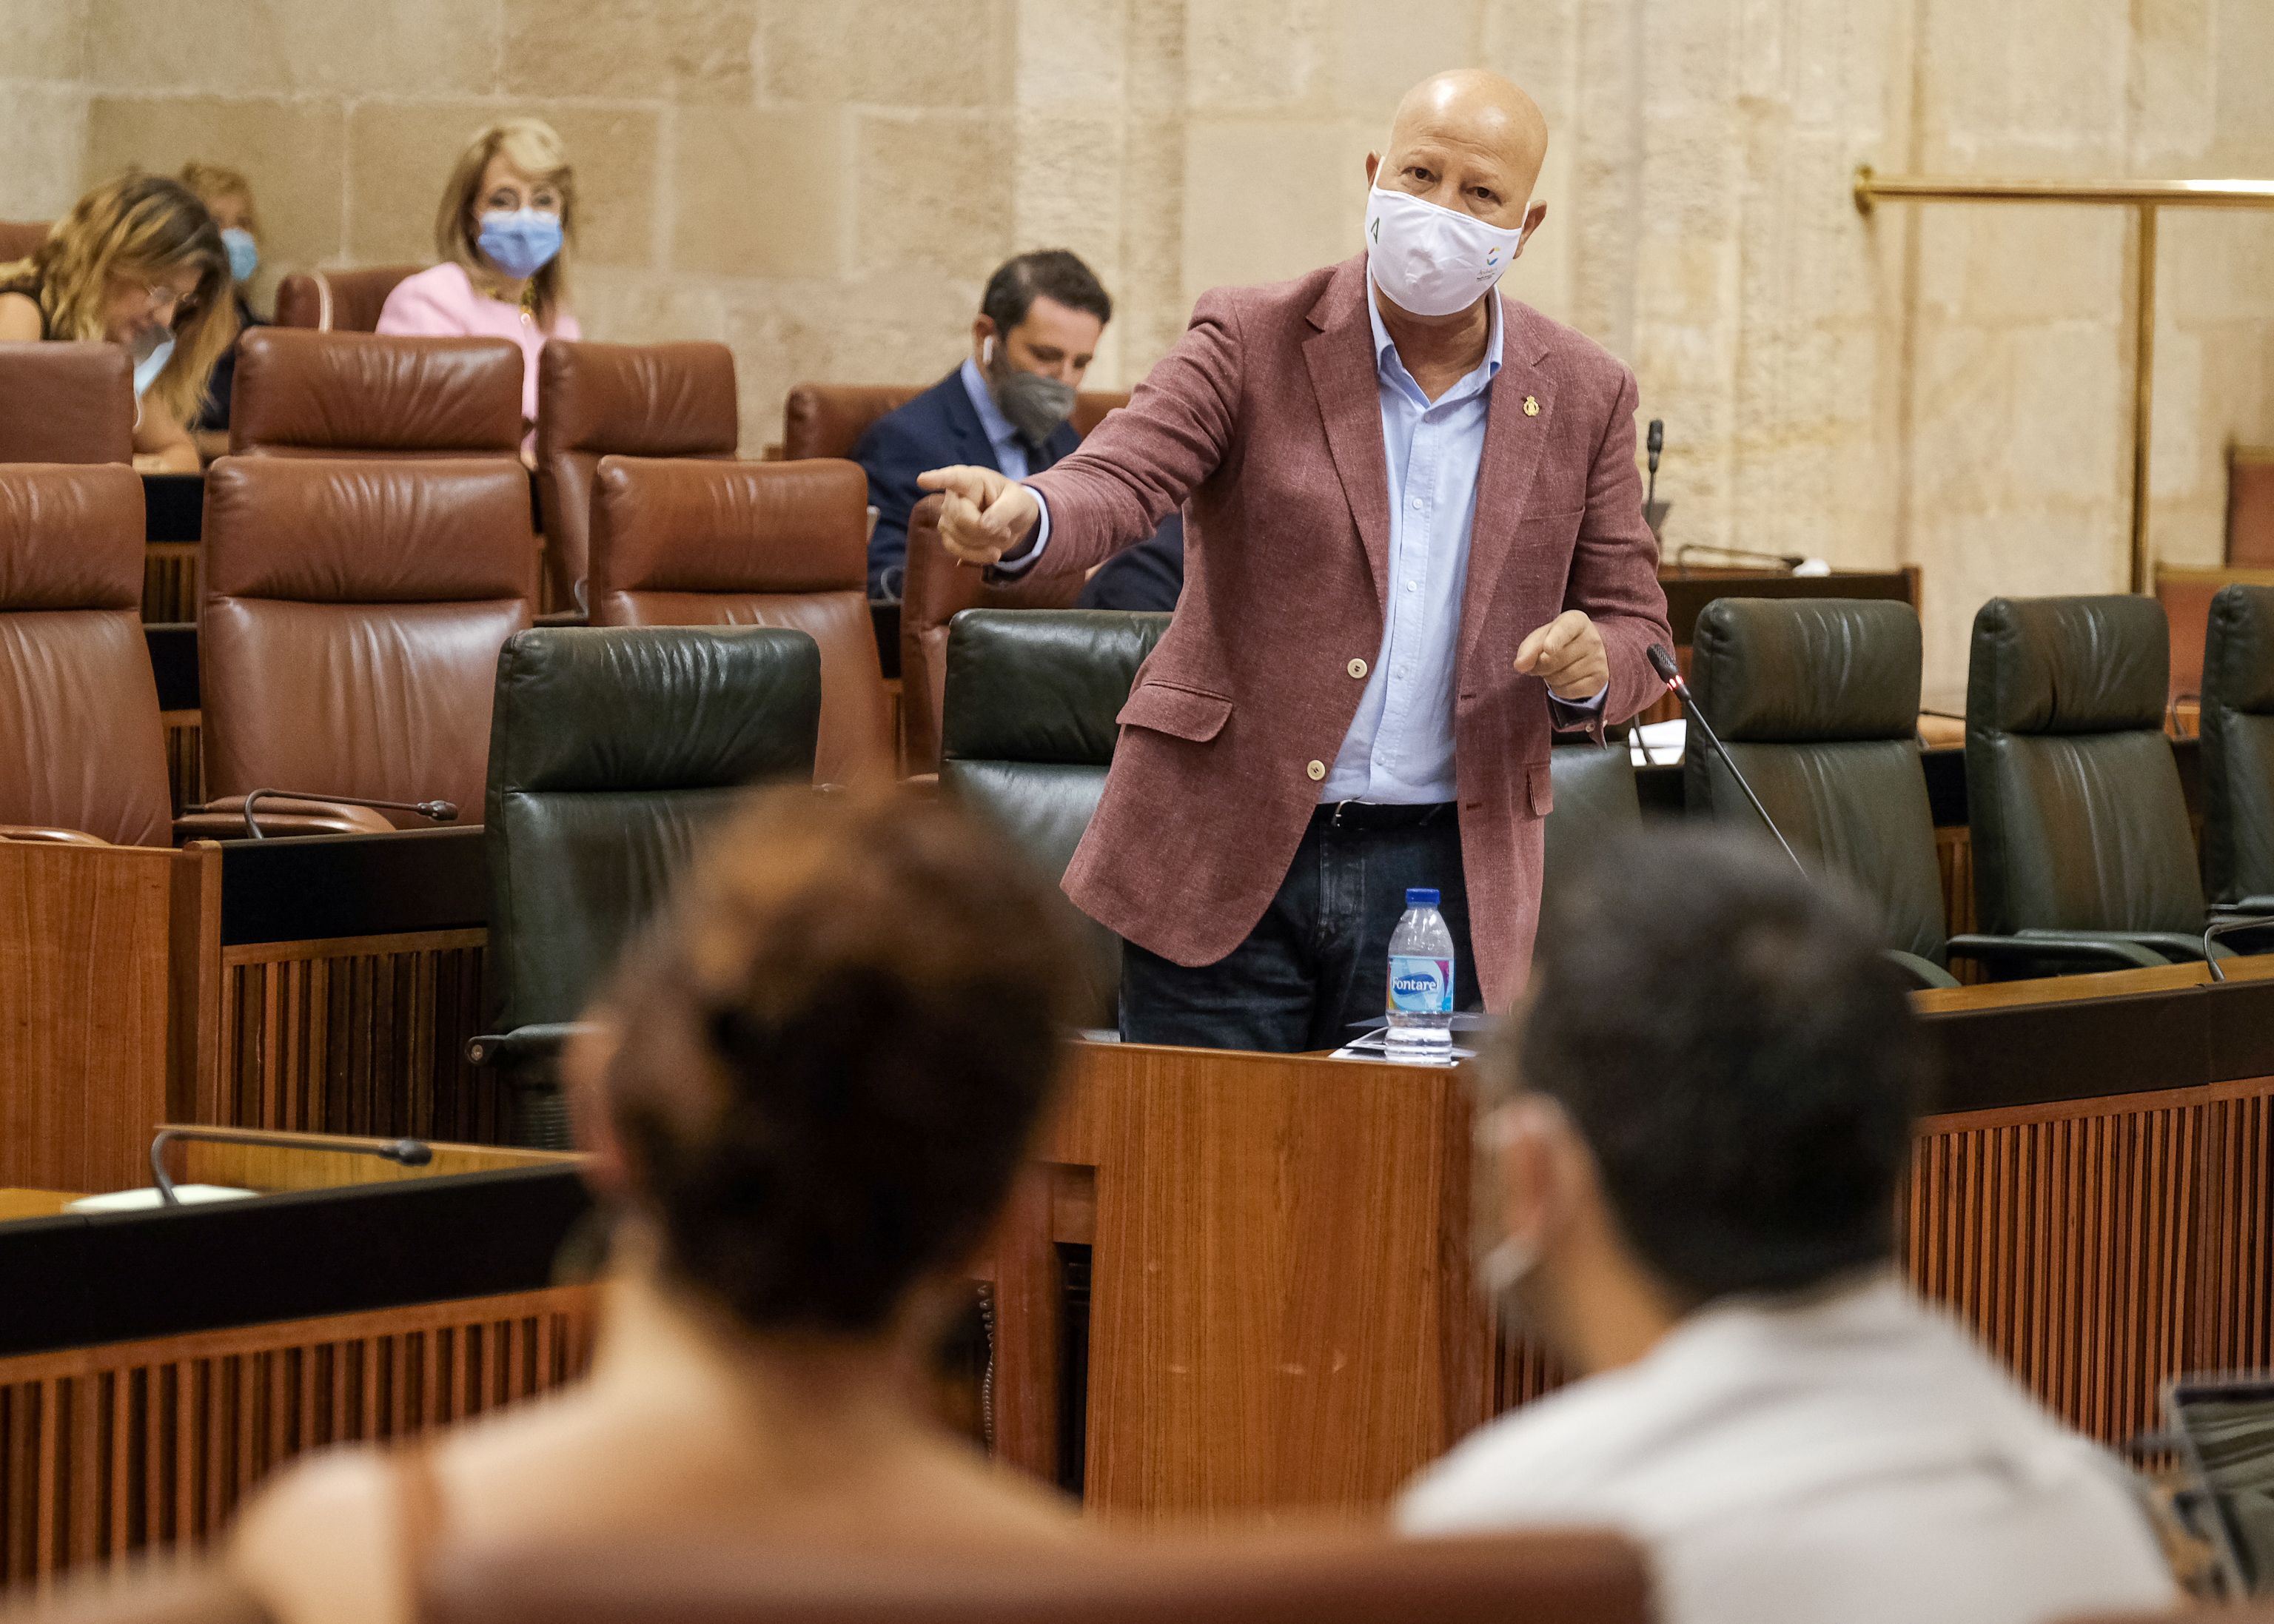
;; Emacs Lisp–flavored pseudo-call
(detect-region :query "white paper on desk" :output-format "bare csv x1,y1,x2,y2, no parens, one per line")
65,1184,258,1213
1331,1034,1473,1064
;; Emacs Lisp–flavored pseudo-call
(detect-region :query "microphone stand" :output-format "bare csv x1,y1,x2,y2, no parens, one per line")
2202,913,2274,982
148,1127,432,1206
233,789,460,840
1647,642,1809,882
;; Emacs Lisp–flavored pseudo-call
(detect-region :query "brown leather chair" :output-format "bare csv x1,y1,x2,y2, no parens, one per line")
0,342,134,464
589,455,892,787
779,382,1128,461
535,340,739,611
200,456,537,825
272,265,423,333
229,329,523,460
899,491,1086,773
423,1531,1650,1624
0,219,50,261
0,463,173,845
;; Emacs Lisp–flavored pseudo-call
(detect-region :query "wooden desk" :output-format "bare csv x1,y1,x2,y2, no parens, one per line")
990,1042,1481,1526
0,1190,84,1221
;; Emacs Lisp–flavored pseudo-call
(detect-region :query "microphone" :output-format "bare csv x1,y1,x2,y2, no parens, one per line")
147,1127,432,1207
1647,643,1809,881
1646,419,1663,508
233,788,460,840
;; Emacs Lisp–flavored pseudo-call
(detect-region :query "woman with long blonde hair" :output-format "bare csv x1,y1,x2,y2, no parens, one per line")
377,117,583,452
0,172,236,472
177,160,269,463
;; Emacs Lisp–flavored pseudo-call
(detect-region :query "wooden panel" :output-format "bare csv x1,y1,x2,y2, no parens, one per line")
0,1285,596,1586
160,712,201,816
141,544,197,625
1907,1077,2274,1448
207,930,506,1144
1044,1044,1483,1524
0,845,183,1192
1934,825,1982,982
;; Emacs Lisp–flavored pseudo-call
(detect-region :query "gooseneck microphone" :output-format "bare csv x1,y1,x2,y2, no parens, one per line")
235,788,460,839
148,1126,433,1206
1646,418,1663,509
1647,643,1809,881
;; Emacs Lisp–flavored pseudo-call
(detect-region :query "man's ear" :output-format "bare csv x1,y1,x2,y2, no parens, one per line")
1515,199,1549,252
1492,1093,1576,1260
971,314,998,359
1364,151,1382,189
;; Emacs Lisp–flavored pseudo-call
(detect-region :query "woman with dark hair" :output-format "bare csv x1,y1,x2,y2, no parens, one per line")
227,788,1087,1624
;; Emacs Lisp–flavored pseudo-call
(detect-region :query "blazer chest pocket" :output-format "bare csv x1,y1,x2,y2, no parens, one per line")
1118,681,1232,743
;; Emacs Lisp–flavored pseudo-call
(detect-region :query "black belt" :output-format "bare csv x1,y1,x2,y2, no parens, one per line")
1312,800,1457,831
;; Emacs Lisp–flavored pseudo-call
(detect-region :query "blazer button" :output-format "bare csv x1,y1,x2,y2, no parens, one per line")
1306,760,1326,781
1346,657,1368,680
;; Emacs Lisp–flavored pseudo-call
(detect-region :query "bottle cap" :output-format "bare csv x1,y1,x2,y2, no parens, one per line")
1406,888,1439,907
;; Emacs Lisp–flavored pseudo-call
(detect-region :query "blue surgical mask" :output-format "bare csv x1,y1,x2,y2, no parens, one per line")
476,209,563,281
221,227,258,284
130,326,174,400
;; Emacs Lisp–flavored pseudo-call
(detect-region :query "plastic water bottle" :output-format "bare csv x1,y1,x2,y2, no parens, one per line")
1385,888,1455,1061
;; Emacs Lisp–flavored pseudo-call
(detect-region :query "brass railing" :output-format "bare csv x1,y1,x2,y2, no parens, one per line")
1854,168,2274,593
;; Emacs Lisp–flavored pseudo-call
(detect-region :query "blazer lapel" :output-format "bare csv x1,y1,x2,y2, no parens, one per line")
1302,260,1392,611
1458,295,1556,674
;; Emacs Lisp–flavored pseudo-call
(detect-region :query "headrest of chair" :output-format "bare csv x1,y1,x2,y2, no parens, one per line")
942,610,1173,765
1690,598,1921,742
780,383,924,463
2207,583,2274,715
0,463,144,610
203,457,534,602
1969,594,2169,734
539,341,739,458
230,329,523,454
491,626,820,793
272,266,420,333
591,456,866,594
0,342,135,464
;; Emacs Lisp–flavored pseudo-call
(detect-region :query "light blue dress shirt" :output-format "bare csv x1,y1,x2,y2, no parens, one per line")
1009,286,1603,800
959,356,1033,480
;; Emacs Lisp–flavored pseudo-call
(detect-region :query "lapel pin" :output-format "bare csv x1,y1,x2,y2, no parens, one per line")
1523,395,1540,417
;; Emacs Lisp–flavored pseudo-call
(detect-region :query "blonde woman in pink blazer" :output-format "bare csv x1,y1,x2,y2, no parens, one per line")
378,117,583,455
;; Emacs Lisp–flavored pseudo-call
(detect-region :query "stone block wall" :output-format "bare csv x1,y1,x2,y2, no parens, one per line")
2,0,2269,697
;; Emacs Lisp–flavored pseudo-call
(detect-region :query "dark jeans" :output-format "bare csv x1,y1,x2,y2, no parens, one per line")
1120,802,1481,1053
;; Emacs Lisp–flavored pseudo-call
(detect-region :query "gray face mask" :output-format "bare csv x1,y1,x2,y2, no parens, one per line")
985,339,1079,446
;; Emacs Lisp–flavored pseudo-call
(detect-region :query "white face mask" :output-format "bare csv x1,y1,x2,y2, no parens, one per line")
1364,172,1527,318
130,326,174,401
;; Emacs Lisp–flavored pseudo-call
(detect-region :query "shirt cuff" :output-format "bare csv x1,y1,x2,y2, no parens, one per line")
1546,683,1609,726
988,485,1052,575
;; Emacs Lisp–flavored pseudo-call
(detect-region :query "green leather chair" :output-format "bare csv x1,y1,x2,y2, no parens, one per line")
2201,584,2274,914
1966,595,2225,976
1544,742,1640,883
938,609,1172,1029
471,625,823,1144
1688,597,2179,987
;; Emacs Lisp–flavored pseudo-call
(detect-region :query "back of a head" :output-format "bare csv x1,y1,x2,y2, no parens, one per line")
1516,828,1927,1303
603,786,1082,1335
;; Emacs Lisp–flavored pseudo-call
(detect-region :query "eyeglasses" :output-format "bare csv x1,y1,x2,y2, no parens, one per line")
136,281,198,321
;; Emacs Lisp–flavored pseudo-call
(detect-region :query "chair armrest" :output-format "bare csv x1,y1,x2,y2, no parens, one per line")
1883,949,1959,990
466,1024,598,1067
0,825,113,846
2212,896,2274,917
1946,933,2173,970
179,796,398,842
2020,927,2225,964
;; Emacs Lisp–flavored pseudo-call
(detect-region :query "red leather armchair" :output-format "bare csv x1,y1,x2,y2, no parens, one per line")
589,455,891,787
228,329,523,460
535,340,739,611
779,383,1127,462
0,463,174,845
0,342,134,465
199,456,537,824
272,266,423,333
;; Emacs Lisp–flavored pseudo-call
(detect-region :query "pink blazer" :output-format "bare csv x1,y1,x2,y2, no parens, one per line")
1022,255,1671,1007
375,263,580,426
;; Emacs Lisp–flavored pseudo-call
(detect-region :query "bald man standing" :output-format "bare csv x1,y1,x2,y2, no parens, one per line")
922,70,1672,1051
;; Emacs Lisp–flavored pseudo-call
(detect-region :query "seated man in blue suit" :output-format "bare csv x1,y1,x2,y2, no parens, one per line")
856,248,1181,610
